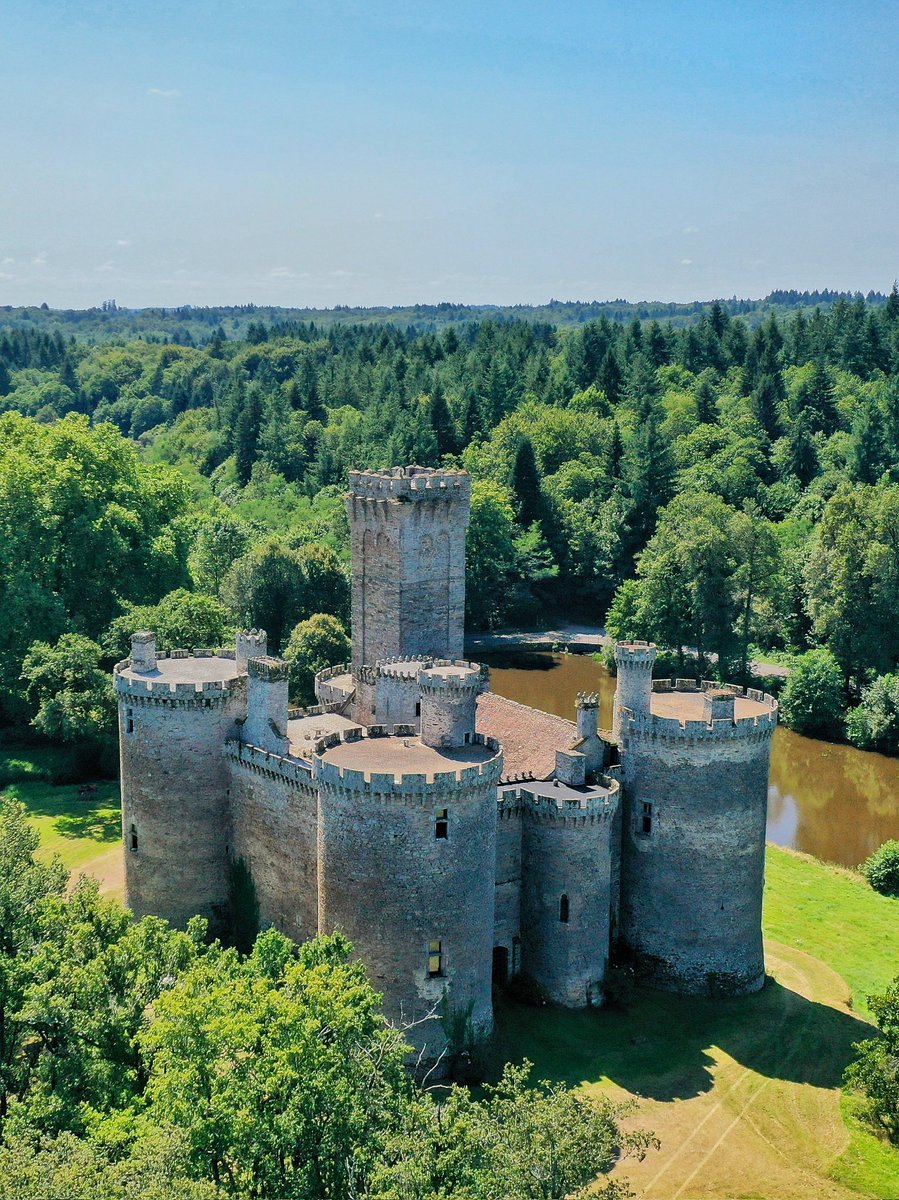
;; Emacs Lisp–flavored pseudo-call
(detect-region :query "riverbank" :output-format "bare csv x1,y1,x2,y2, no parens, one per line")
466,623,791,678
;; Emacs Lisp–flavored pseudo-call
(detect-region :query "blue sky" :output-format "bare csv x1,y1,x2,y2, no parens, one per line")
1,1,896,307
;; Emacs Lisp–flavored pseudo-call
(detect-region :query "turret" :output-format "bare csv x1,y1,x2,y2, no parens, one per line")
236,629,267,670
130,631,157,672
576,691,599,740
613,641,657,739
346,467,471,670
242,657,289,755
418,661,486,748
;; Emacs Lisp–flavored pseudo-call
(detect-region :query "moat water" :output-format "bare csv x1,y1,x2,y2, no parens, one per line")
482,650,899,870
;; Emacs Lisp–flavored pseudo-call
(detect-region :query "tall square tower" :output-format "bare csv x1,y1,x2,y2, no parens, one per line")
346,467,471,669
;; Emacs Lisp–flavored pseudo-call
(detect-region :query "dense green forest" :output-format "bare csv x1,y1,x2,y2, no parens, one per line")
2,288,899,749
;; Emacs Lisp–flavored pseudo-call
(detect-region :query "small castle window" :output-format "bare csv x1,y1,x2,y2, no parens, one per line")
463,731,470,744
559,894,570,923
415,702,421,716
640,802,653,836
129,824,138,853
126,708,134,734
435,807,448,839
427,939,444,977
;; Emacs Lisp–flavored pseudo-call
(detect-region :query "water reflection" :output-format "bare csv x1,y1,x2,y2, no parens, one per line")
480,650,899,869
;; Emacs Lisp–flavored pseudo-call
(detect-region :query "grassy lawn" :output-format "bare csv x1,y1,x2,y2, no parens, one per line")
489,846,899,1199
0,739,121,873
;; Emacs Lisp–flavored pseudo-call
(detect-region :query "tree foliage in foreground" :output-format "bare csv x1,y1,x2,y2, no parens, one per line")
845,976,899,1145
0,795,652,1199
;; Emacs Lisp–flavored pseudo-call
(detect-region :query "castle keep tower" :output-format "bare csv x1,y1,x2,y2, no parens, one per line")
347,467,471,670
614,642,778,996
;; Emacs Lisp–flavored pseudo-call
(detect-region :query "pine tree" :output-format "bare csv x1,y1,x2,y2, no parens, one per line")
621,407,676,553
233,385,264,485
849,398,888,484
428,381,458,456
750,374,783,441
694,373,719,425
603,419,624,480
598,349,623,408
784,411,819,487
0,359,9,397
511,437,545,530
623,352,660,419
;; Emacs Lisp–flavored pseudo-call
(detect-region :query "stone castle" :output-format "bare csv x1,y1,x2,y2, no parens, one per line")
115,465,778,1061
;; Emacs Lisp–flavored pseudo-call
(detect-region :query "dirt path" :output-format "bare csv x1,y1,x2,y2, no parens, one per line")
466,624,790,679
609,940,871,1200
72,844,125,900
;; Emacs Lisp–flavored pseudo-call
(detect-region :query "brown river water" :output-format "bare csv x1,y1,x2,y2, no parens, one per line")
481,650,899,869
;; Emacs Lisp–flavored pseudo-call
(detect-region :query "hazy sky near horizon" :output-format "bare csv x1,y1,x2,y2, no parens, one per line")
2,1,897,309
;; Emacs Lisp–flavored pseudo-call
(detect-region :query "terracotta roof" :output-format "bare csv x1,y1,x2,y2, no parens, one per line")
476,692,576,781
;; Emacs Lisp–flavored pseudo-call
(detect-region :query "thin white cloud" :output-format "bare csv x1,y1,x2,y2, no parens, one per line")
683,225,700,234
680,258,693,266
32,251,47,266
1,256,14,265
147,87,181,99
268,266,295,278
116,239,131,247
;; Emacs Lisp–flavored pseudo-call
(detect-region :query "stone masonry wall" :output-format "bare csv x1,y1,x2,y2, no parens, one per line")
347,469,470,670
314,740,500,1062
227,749,320,941
516,788,619,1006
117,680,244,927
618,726,773,995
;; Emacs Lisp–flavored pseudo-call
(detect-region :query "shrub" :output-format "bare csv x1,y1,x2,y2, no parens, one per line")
846,673,899,754
778,648,845,736
859,840,899,897
283,613,351,706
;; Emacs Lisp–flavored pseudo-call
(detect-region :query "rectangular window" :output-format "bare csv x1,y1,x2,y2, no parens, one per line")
640,802,653,836
415,702,421,716
427,939,444,977
129,824,139,853
435,807,448,839
126,708,134,734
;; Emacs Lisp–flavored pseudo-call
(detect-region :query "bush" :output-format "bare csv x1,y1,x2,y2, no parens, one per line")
846,674,899,754
778,648,845,736
859,840,899,897
283,613,351,706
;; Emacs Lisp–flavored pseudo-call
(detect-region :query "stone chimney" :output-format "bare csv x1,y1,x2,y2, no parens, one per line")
131,631,157,673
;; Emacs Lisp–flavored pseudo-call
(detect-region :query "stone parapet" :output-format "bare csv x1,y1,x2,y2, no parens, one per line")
312,731,503,794
348,466,471,501
418,661,488,692
620,688,778,745
498,776,620,825
225,740,314,789
114,658,244,705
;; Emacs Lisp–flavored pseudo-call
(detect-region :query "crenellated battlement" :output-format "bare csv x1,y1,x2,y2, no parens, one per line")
312,731,503,793
576,691,600,708
354,655,429,685
114,655,244,704
619,681,778,745
348,466,471,502
418,661,488,692
225,739,314,789
497,775,620,824
615,640,657,669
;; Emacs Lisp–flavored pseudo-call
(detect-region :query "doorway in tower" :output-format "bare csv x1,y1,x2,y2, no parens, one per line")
492,945,510,988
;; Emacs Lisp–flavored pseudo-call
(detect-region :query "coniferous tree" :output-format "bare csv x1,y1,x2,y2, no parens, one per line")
750,374,783,442
233,385,264,485
428,381,458,456
511,436,545,531
694,372,719,425
849,398,888,484
598,349,623,408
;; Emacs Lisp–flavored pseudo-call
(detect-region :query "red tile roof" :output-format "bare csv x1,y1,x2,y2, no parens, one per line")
476,692,576,781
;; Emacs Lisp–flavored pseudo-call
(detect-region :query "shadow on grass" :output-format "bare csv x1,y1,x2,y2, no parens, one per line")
487,978,871,1101
2,779,121,845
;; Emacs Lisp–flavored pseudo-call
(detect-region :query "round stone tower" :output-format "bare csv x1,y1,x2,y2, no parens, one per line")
613,640,657,740
615,657,778,997
509,776,621,1006
418,660,488,748
114,631,247,928
313,726,503,1064
346,467,471,670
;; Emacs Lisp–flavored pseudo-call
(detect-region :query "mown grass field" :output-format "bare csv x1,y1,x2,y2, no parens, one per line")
3,739,898,1197
0,739,121,878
